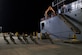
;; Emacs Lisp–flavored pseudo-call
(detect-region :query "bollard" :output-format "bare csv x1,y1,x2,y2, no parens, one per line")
72,34,77,39
9,32,16,44
30,33,38,44
15,32,18,37
3,33,10,44
33,32,35,36
33,32,35,38
23,33,29,44
36,32,38,40
17,33,25,44
40,32,42,40
25,33,28,37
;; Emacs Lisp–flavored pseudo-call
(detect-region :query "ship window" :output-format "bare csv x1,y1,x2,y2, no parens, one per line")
42,23,44,29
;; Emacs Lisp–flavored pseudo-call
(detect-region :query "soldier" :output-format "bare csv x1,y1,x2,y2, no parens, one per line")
30,33,38,44
9,32,16,44
22,33,29,44
3,33,10,44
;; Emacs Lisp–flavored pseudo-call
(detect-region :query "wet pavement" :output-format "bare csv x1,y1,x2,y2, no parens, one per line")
0,37,82,55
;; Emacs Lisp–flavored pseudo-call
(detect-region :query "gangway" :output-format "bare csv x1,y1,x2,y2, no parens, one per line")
58,14,81,34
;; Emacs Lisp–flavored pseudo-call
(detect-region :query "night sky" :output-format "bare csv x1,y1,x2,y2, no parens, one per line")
0,0,53,33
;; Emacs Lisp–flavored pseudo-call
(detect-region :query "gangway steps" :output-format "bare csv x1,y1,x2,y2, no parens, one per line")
64,14,82,25
58,14,81,34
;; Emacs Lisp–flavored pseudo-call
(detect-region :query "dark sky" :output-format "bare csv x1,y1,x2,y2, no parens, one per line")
0,0,53,33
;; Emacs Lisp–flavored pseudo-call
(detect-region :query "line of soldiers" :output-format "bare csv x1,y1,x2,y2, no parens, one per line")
3,32,54,44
